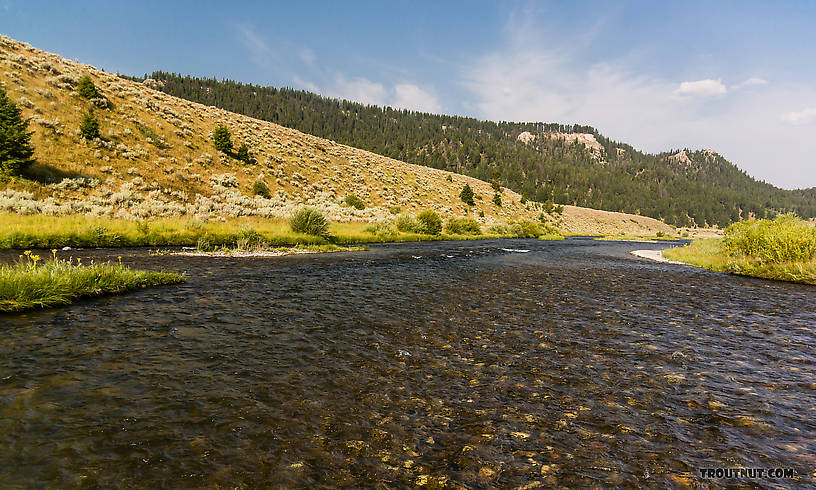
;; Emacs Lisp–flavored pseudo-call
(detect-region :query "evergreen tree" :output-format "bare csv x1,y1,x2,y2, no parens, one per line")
77,75,100,99
236,142,255,164
0,87,35,176
459,183,475,205
493,193,502,207
79,109,100,140
213,124,232,154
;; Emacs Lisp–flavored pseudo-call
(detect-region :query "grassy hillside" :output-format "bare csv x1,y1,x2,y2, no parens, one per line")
136,71,816,227
0,34,672,237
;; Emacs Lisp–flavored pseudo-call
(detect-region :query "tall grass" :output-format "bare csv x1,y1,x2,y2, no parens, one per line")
0,212,562,249
723,214,816,263
664,215,816,285
0,251,184,313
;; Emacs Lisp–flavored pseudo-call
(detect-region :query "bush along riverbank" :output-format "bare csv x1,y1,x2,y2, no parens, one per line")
663,214,816,285
0,250,184,313
0,210,563,250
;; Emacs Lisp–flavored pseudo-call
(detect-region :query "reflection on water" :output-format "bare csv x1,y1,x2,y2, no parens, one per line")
1,239,814,488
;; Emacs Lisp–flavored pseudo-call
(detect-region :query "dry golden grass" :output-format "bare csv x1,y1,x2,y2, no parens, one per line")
0,34,672,235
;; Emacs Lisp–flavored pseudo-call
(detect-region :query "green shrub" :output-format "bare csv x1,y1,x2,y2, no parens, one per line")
236,143,256,164
76,75,100,99
0,87,35,176
395,213,418,233
364,223,398,240
460,183,475,206
493,193,502,207
344,194,365,210
252,179,270,198
79,109,100,140
389,205,402,215
513,220,541,237
543,199,564,215
445,217,481,235
487,221,542,237
723,214,816,263
486,223,512,235
290,207,330,237
446,175,453,182
416,210,442,235
213,124,233,154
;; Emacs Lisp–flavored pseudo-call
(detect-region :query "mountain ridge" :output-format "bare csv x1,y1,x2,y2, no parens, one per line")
0,34,673,236
132,71,816,227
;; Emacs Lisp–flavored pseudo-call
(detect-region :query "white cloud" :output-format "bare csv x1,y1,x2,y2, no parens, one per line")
392,83,441,113
292,76,319,93
673,79,727,97
734,77,768,89
783,107,816,126
327,75,388,106
316,75,441,113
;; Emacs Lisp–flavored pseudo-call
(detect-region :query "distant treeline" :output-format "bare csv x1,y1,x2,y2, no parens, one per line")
126,71,816,226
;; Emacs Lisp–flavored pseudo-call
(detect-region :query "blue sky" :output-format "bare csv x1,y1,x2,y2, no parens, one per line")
2,1,816,188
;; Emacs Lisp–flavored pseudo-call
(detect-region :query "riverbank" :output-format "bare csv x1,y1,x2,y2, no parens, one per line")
663,238,816,285
629,249,686,265
0,213,558,249
0,252,184,313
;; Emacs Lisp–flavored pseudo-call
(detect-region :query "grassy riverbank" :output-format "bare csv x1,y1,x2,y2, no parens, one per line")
0,213,557,249
1,251,184,313
663,215,816,285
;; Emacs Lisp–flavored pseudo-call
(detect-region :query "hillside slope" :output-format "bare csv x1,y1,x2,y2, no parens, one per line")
0,35,671,235
137,71,816,227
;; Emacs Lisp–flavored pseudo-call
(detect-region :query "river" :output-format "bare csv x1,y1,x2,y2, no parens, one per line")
1,238,814,488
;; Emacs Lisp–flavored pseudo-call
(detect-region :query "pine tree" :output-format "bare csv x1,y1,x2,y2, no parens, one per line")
0,87,35,176
79,109,100,140
213,124,233,154
236,142,255,164
459,183,475,205
77,75,100,99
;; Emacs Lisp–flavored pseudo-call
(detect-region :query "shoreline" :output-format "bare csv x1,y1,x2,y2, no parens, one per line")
630,249,687,265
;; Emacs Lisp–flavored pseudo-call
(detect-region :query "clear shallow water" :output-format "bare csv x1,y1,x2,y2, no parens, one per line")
1,239,814,488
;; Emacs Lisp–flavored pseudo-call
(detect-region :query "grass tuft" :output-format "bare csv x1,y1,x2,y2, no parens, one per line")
1,251,184,313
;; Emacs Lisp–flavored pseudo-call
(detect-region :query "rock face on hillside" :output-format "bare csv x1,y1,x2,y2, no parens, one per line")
0,34,674,235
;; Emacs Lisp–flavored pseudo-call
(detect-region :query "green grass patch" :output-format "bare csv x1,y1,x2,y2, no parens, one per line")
1,252,184,313
0,213,547,249
664,215,816,285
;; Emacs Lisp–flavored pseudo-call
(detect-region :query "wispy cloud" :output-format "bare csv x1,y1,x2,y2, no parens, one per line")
234,23,440,113
299,47,316,66
733,77,768,90
393,83,441,113
673,79,727,98
327,75,388,106
459,14,816,188
325,76,441,112
783,107,816,126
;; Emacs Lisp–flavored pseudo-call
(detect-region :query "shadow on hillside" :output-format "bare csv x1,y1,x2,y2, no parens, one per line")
22,162,90,184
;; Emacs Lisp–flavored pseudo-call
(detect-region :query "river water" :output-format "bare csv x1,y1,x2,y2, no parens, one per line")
1,239,814,488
